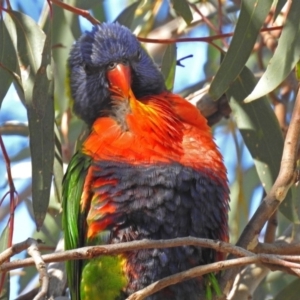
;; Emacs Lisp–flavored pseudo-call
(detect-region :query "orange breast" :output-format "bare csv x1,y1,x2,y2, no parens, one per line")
82,92,226,182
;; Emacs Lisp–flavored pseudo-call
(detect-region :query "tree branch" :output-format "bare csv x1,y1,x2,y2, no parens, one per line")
128,257,258,300
3,236,300,299
221,85,300,295
0,237,250,272
27,240,49,300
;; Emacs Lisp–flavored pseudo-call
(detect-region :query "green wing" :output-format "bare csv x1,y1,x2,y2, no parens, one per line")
62,151,91,300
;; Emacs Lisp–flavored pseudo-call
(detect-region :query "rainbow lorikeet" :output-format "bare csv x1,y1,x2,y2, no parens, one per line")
63,23,229,300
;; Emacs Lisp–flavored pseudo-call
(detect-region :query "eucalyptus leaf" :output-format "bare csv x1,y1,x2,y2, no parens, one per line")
29,27,54,229
8,10,45,105
0,225,10,300
274,0,287,21
76,0,102,10
10,11,54,229
171,0,193,25
0,15,20,107
161,44,177,91
52,5,75,114
245,0,300,102
273,278,300,300
114,0,141,29
209,0,273,100
53,122,63,204
226,66,296,222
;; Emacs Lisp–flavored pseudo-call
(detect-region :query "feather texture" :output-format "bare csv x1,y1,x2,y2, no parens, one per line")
63,22,229,300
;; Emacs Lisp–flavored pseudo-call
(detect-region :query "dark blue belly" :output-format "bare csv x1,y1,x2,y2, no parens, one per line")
92,161,229,299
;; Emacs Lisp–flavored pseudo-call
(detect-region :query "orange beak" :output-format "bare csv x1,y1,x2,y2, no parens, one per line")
106,63,132,98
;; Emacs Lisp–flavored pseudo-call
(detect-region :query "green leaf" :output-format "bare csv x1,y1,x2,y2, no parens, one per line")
274,0,287,21
280,184,300,224
91,2,107,22
226,66,296,222
51,5,75,114
209,0,273,100
9,10,54,229
0,15,20,108
245,0,300,102
171,0,193,25
114,0,141,29
161,44,177,91
274,278,300,300
76,0,102,9
62,1,82,41
53,122,63,204
8,11,46,89
0,225,10,300
30,29,54,229
296,60,300,81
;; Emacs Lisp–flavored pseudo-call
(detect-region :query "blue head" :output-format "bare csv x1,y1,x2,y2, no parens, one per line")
68,23,166,125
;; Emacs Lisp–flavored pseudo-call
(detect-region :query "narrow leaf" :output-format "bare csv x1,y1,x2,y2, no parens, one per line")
10,10,54,229
274,0,287,21
76,0,101,9
281,183,300,224
245,0,300,102
171,0,193,25
209,0,273,100
114,0,141,29
53,122,63,204
296,60,300,81
29,28,54,229
0,225,10,300
161,44,177,91
0,16,20,107
226,66,296,222
8,10,45,104
52,5,75,114
274,278,300,300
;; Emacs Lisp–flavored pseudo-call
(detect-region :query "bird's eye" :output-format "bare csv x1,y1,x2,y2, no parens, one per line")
107,62,117,70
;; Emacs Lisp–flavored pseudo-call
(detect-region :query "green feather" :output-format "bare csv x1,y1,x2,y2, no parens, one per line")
81,255,128,300
205,273,222,300
62,151,91,300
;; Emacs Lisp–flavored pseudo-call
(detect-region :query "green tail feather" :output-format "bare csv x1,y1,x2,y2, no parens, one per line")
205,273,222,300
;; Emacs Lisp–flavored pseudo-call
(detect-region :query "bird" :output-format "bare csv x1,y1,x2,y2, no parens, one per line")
63,22,229,300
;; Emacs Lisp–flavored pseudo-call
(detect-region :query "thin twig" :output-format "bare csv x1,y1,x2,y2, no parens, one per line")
3,237,300,299
255,241,300,255
0,237,251,272
0,134,18,292
128,257,258,300
127,252,300,299
137,26,283,44
0,122,29,136
27,240,49,300
0,238,36,265
47,238,67,299
2,237,300,273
